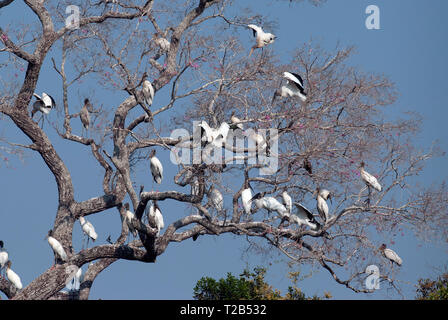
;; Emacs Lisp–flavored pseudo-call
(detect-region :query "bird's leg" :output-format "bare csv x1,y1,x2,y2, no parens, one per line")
248,46,255,57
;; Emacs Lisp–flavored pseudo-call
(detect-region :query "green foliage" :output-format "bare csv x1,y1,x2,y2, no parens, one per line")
193,267,329,300
416,272,448,300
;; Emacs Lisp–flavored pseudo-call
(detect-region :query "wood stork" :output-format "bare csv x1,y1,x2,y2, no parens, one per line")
141,72,155,107
0,240,8,278
360,162,382,205
241,187,253,215
124,203,138,239
230,111,244,130
149,149,163,185
72,266,83,291
291,202,321,230
379,244,402,266
46,230,68,267
251,193,289,218
282,190,293,215
207,186,224,212
79,216,98,249
247,24,276,57
314,187,332,223
31,92,56,127
246,130,267,150
360,162,382,192
153,33,171,53
272,72,307,104
146,200,164,236
197,120,230,149
5,261,22,290
80,98,91,136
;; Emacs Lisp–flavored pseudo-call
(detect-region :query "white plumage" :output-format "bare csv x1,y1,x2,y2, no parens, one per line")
5,261,22,290
208,186,224,211
252,193,288,218
315,188,331,222
154,36,171,52
247,24,276,57
79,216,98,244
360,162,382,192
31,92,56,116
272,72,307,103
230,111,244,130
241,188,253,214
47,231,68,262
0,241,8,278
149,149,163,184
146,201,164,236
141,73,155,107
124,204,138,238
291,203,320,230
380,244,402,266
282,191,292,214
247,131,267,150
197,120,230,148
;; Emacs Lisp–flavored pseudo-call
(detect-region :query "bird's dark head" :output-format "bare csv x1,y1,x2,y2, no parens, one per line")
6,260,12,269
45,229,53,239
124,203,130,210
250,192,264,201
0,240,3,248
84,98,89,105
379,243,387,251
142,72,148,80
360,161,365,168
149,149,156,158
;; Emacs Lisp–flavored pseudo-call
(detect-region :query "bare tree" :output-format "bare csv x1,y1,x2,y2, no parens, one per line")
0,0,446,300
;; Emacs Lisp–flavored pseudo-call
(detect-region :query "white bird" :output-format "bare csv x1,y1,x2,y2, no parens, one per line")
360,162,382,192
230,111,244,130
272,72,307,104
31,92,56,127
282,191,293,215
0,240,8,278
141,72,155,107
79,216,98,248
197,120,230,149
290,202,320,230
31,92,56,116
314,187,331,223
46,230,68,266
80,98,91,135
379,244,402,266
124,203,138,238
252,193,288,218
5,261,22,290
241,187,253,215
208,186,224,211
149,149,163,185
67,266,83,291
153,33,171,53
146,200,164,236
247,24,276,57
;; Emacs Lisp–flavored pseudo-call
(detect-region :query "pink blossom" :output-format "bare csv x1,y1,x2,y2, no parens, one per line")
1,34,8,41
82,29,88,34
20,67,24,72
163,63,167,68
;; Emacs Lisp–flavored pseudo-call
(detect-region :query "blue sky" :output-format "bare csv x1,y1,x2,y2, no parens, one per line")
1,0,447,299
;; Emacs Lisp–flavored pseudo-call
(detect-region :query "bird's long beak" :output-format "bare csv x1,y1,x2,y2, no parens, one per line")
329,195,333,204
312,190,317,198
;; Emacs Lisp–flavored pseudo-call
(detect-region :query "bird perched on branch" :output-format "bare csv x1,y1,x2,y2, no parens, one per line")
230,111,244,130
149,149,163,185
80,98,91,135
124,203,138,239
379,243,402,266
314,187,332,223
46,230,68,268
247,24,276,57
31,92,56,127
0,240,8,279
360,162,382,205
141,72,155,107
5,260,22,290
146,200,164,236
291,203,321,230
79,216,97,249
272,72,307,104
